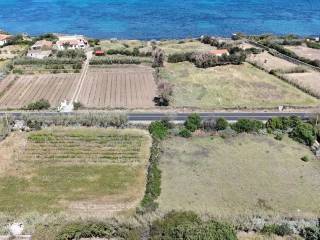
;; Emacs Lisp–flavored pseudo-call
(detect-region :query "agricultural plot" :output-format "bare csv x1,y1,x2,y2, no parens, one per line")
247,51,320,98
158,39,213,55
0,73,80,109
160,62,318,109
78,66,156,108
247,51,298,72
285,45,320,61
158,135,320,218
0,127,151,217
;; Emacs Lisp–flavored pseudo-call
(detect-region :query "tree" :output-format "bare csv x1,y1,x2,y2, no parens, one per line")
152,48,165,68
215,118,229,131
184,113,201,132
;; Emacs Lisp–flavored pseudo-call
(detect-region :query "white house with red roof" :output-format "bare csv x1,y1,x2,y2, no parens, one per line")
208,49,229,57
55,35,88,50
0,34,13,46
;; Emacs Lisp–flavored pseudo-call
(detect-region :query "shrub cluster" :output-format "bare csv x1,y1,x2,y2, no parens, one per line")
261,224,292,237
231,119,264,133
140,139,162,212
106,48,152,57
200,36,233,49
148,120,169,140
56,49,86,59
202,117,229,131
24,99,50,110
22,112,128,129
306,41,320,49
150,211,237,240
184,113,201,132
90,56,148,65
56,221,141,240
14,57,81,65
167,49,246,68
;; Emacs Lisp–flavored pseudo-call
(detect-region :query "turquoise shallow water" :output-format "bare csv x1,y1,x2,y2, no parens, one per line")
0,0,319,39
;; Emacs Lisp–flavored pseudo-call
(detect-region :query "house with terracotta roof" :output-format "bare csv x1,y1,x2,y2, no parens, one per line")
55,35,88,50
31,40,53,50
208,49,229,57
0,34,13,46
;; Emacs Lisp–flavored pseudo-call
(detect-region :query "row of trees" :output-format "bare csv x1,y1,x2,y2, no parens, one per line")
167,48,246,68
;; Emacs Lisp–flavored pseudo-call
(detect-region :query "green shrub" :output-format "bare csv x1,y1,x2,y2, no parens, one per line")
167,52,194,63
25,99,50,110
184,113,201,132
215,117,229,131
231,119,264,133
289,122,316,146
274,133,283,141
140,140,161,212
150,211,237,240
261,224,292,237
73,101,83,110
266,116,302,132
148,121,168,140
301,226,320,240
301,155,310,162
306,41,320,49
179,128,192,138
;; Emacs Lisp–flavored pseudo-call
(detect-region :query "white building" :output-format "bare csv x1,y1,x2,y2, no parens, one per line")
0,34,12,46
55,35,88,50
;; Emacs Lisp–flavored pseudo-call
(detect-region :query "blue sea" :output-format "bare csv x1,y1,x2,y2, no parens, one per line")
0,0,319,39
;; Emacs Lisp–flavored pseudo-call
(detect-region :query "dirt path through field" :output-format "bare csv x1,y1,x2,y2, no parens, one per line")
72,51,92,103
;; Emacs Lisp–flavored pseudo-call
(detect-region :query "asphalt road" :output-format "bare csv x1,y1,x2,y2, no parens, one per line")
0,111,312,121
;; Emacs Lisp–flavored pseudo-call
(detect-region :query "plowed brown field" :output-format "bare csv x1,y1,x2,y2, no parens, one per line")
78,66,156,108
0,73,80,109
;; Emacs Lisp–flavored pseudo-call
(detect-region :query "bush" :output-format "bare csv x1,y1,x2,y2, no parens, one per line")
215,118,229,131
179,128,192,138
301,226,320,240
140,140,161,212
148,121,168,140
266,116,302,132
89,56,148,65
301,155,310,162
289,122,316,146
150,211,237,240
231,119,264,133
261,224,292,237
274,133,283,141
167,52,194,63
184,113,201,132
73,101,83,110
25,99,50,110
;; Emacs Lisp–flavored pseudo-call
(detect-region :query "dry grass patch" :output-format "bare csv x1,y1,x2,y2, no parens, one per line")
158,134,320,218
159,62,318,108
158,39,214,55
0,127,151,218
285,45,320,61
247,51,298,72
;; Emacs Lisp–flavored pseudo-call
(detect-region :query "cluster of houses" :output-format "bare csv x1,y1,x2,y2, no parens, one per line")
27,35,89,59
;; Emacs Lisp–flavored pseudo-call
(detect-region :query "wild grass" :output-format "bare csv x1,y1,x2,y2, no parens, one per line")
158,39,213,55
158,134,320,219
159,62,318,109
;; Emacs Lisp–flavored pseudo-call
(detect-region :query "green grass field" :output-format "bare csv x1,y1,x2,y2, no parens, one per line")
158,134,320,218
0,127,151,217
159,62,319,109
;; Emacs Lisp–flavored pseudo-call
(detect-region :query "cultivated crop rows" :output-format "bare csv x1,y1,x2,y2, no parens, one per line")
78,66,156,108
24,129,148,165
0,73,80,108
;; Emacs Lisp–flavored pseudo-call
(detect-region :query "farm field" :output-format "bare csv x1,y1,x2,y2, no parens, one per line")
285,45,320,61
158,134,320,218
0,127,151,217
247,51,298,72
0,73,80,109
78,65,156,108
159,62,318,109
158,39,214,55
